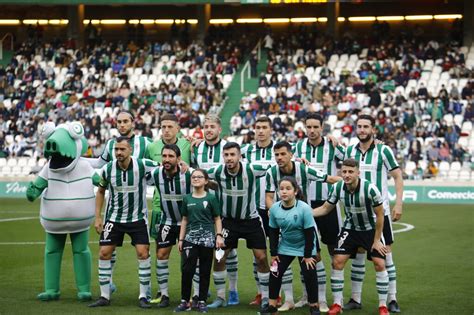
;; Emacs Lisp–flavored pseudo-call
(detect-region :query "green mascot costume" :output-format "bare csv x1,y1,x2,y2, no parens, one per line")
26,121,99,301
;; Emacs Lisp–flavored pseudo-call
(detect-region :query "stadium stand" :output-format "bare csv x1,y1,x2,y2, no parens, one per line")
0,22,473,181
0,25,257,178
233,26,474,180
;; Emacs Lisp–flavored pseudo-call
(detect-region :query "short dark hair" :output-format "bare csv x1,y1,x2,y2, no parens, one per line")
161,113,179,123
356,114,376,127
223,141,241,152
255,115,272,127
342,158,359,168
115,136,131,145
305,112,323,126
117,110,135,120
162,143,181,157
274,141,292,152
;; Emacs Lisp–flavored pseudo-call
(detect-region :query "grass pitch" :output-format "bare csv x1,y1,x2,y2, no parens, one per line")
0,199,472,314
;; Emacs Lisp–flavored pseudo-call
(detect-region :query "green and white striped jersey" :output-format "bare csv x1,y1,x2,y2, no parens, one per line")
344,142,399,215
192,139,227,170
99,158,158,223
265,161,328,205
207,162,268,220
294,137,345,202
100,135,152,162
148,166,192,226
242,141,276,210
327,178,383,231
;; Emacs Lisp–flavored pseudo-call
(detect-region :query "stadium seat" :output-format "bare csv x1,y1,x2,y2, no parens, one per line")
459,170,471,181
0,166,11,177
448,170,459,180
27,158,37,167
7,159,17,167
22,166,31,176
454,114,464,128
461,121,472,133
438,161,450,178
458,137,468,147
305,67,314,77
258,87,267,98
450,161,462,172
11,166,22,176
405,161,416,175
443,114,454,126
419,160,428,170
17,158,28,167
0,158,6,167
268,87,277,98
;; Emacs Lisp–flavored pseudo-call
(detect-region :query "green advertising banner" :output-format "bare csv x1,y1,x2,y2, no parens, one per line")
0,181,473,204
387,185,474,204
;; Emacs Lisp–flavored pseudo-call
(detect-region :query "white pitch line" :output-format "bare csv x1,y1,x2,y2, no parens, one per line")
392,222,415,233
0,216,37,222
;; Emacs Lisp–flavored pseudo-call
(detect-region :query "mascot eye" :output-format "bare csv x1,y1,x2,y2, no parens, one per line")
68,122,84,139
41,122,56,139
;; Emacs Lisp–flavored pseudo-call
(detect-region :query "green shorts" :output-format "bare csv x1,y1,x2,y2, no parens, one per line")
149,195,162,239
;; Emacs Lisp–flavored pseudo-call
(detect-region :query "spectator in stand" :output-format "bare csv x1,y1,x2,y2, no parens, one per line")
426,161,439,178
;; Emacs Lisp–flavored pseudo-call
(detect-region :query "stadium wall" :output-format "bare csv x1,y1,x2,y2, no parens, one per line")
2,180,473,204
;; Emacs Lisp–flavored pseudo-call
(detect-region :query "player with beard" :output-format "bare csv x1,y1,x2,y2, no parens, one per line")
191,115,240,307
89,137,157,308
147,144,193,308
343,115,404,313
238,115,278,307
85,110,152,296
206,142,271,312
146,114,191,306
293,113,345,312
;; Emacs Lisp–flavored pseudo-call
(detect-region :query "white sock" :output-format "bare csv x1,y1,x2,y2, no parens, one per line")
156,259,169,297
253,257,261,294
226,249,238,292
386,252,397,302
98,259,112,300
376,270,389,307
281,268,294,303
258,272,270,299
138,257,151,299
316,260,327,303
193,260,200,297
110,250,116,285
213,270,227,299
351,253,366,303
331,269,344,306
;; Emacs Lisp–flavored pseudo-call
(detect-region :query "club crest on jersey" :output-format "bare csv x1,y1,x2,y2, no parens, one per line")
294,214,298,222
203,201,208,208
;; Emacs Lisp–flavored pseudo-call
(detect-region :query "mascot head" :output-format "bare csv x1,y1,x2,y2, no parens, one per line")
41,121,88,173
